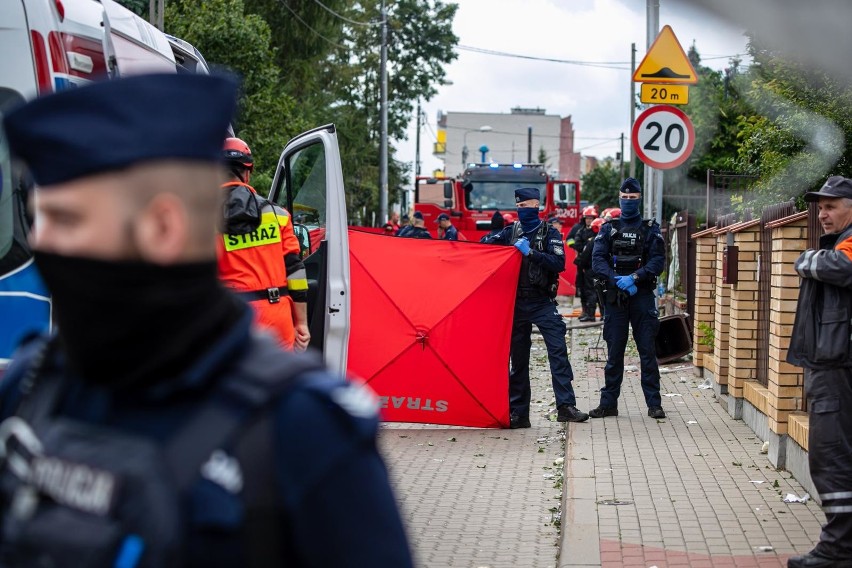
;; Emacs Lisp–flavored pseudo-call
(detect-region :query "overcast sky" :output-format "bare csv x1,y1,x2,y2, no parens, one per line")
395,0,750,185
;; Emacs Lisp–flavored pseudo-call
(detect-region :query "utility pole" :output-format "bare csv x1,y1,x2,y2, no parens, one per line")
149,0,164,31
620,132,625,179
644,0,660,221
378,1,389,225
527,125,532,163
413,99,421,212
629,42,636,179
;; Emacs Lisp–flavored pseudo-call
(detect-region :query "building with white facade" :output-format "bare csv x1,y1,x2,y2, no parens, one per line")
433,108,582,179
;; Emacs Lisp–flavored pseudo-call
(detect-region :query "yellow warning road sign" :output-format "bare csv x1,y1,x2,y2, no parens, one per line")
633,25,698,85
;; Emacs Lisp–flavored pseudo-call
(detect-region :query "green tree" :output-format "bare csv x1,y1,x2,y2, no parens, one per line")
114,0,146,16
581,163,621,210
248,0,457,222
165,0,309,194
728,34,852,207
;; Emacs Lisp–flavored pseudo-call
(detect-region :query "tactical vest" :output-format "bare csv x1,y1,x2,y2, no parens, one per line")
510,222,559,299
609,219,653,276
0,335,325,568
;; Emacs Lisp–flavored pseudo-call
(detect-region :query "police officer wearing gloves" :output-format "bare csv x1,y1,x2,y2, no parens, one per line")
786,176,852,568
482,187,589,428
589,177,666,419
0,74,413,568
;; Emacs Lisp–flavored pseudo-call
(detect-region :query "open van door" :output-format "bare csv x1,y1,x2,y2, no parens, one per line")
267,125,349,376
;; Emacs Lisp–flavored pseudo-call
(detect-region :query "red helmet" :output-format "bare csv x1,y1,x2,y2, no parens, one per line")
591,218,605,233
222,137,253,171
502,213,514,223
582,205,598,218
608,208,621,219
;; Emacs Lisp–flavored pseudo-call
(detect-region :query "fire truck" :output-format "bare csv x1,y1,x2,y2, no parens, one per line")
414,163,583,295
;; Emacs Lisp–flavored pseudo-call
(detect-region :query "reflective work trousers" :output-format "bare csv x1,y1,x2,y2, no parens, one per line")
805,366,852,557
598,290,661,409
509,296,577,417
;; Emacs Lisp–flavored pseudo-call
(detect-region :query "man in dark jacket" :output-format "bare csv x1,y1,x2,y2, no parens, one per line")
399,211,432,239
480,211,506,242
787,176,852,568
436,213,458,240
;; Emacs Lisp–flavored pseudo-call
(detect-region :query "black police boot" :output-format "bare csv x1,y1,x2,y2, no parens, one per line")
578,313,593,322
648,406,666,419
588,405,618,418
788,549,852,567
509,414,531,429
557,405,589,422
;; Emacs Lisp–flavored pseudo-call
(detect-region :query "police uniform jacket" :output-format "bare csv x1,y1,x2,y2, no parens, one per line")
441,224,459,241
482,222,565,295
591,218,665,291
0,307,413,567
787,223,852,369
400,226,432,239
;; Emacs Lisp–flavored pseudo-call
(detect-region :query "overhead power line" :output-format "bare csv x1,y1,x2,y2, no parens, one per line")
278,0,348,49
458,44,746,68
311,0,378,27
458,45,630,70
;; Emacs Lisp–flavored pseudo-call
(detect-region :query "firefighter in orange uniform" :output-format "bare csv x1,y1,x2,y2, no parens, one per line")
217,137,310,350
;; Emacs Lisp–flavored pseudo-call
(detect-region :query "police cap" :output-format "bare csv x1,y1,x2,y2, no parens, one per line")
436,213,450,222
620,177,642,194
515,187,540,203
803,176,852,202
413,211,424,220
3,73,238,187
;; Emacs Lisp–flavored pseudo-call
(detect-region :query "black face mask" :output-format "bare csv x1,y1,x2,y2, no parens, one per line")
33,251,243,389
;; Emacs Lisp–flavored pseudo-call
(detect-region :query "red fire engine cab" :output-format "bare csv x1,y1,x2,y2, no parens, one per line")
414,163,582,296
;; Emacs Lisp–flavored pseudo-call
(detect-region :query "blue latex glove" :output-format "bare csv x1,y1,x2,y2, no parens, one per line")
514,237,531,256
627,284,638,296
615,275,634,290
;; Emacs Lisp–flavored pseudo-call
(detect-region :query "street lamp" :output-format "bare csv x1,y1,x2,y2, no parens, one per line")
462,125,493,167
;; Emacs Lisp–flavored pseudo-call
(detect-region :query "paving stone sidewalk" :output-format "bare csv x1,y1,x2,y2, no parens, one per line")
562,317,825,568
377,300,826,568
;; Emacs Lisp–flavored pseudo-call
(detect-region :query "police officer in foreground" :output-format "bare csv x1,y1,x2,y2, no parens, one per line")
589,177,666,419
786,176,852,568
0,74,412,567
482,187,589,428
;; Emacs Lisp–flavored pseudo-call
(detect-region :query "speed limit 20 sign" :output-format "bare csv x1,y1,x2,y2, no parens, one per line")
632,105,695,169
